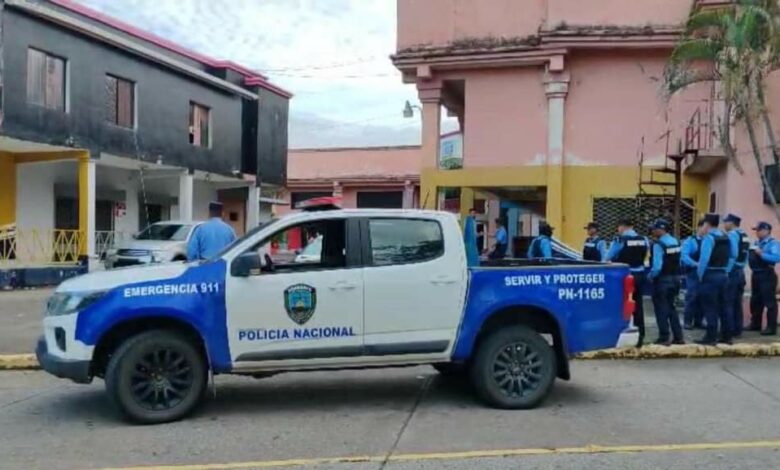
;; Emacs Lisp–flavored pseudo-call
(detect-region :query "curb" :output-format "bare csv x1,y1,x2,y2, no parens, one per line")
1,344,779,371
0,354,38,370
576,342,780,360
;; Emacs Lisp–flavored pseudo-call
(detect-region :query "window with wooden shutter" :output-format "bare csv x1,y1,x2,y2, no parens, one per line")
105,74,135,128
189,102,211,148
27,48,66,111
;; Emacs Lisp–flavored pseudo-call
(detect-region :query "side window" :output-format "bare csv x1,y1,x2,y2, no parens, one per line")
368,218,443,266
249,219,346,272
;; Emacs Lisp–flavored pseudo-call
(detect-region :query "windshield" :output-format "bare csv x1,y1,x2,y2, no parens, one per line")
136,224,192,241
210,218,280,260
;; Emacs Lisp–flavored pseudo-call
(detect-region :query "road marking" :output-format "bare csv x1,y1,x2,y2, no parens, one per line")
100,439,780,470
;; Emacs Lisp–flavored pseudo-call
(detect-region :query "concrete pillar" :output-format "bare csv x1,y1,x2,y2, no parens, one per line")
77,152,96,269
178,171,194,222
419,86,442,169
402,180,415,209
544,70,570,238
459,187,474,225
246,184,260,230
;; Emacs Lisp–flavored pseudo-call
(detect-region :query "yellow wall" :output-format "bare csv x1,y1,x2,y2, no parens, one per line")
421,165,710,247
0,153,15,225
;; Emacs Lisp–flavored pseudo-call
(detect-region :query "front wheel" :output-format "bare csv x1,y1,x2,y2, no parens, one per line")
470,326,556,409
105,330,207,424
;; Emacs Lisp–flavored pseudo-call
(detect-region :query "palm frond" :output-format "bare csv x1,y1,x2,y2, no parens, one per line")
685,8,733,33
669,38,723,63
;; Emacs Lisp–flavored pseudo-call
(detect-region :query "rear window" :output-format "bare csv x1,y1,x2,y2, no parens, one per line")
368,218,443,266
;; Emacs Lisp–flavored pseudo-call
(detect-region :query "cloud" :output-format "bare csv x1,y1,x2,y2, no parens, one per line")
73,0,451,147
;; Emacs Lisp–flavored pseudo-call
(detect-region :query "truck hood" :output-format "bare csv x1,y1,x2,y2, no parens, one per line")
57,263,193,293
114,239,184,251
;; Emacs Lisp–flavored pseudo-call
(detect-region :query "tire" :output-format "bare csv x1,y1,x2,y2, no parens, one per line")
470,325,556,409
105,330,207,424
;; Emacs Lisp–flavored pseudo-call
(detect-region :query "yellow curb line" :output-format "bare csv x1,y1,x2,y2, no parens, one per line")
1,343,779,371
0,354,38,370
98,439,780,470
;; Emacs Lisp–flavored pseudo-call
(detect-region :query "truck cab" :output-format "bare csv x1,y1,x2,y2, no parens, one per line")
37,208,635,423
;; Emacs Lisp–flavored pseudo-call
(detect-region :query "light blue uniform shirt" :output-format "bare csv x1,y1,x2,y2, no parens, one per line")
697,228,736,280
755,236,780,266
495,226,508,245
187,218,237,261
680,235,700,270
728,229,747,269
606,229,649,272
527,235,552,259
649,233,680,280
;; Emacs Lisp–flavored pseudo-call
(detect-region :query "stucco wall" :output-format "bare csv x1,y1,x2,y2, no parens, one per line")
546,0,693,28
288,146,421,181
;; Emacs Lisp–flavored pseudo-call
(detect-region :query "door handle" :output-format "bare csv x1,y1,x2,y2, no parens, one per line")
431,276,457,285
328,281,358,291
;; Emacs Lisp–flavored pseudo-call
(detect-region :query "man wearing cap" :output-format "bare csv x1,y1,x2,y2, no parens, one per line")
648,219,684,345
528,223,554,259
723,213,750,337
748,221,780,335
488,218,509,260
681,219,707,329
696,213,736,345
186,202,237,261
607,219,649,346
582,222,607,262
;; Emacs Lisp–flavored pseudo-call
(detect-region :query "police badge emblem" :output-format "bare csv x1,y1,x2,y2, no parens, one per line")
284,284,317,325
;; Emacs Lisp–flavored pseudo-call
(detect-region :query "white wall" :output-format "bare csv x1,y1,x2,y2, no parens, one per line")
193,180,218,221
16,162,61,231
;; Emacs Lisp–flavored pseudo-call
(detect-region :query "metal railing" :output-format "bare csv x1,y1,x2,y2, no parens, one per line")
0,226,85,265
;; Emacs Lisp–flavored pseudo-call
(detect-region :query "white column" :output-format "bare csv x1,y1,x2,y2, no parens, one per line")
402,180,415,209
85,160,97,270
543,70,569,235
246,184,260,230
178,171,194,222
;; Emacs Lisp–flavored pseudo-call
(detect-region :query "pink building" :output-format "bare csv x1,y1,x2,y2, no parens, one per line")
392,0,779,249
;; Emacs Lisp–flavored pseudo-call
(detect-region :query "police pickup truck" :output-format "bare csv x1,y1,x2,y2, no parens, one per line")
37,204,636,423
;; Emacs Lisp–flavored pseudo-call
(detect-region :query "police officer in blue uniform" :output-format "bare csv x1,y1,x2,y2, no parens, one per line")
648,219,684,345
583,222,607,262
681,219,706,329
696,213,736,345
748,221,780,336
723,213,750,337
488,218,509,260
607,218,649,346
528,223,554,259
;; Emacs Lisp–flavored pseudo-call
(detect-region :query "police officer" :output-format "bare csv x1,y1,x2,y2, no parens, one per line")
648,219,684,345
583,222,607,262
607,218,649,346
488,218,509,260
696,213,736,345
681,219,706,329
186,202,237,261
748,221,780,336
528,223,554,259
723,213,750,337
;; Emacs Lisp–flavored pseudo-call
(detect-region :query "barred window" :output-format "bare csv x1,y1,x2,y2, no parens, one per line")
592,196,695,239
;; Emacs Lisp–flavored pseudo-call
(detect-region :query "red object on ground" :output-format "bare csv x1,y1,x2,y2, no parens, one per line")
623,274,636,321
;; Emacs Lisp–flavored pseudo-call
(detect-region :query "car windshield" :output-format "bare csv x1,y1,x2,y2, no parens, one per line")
136,224,192,241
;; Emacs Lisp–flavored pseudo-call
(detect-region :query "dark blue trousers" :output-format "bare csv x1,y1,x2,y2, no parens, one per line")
750,270,778,332
700,270,732,341
726,268,746,335
652,275,683,341
683,272,704,327
632,271,647,344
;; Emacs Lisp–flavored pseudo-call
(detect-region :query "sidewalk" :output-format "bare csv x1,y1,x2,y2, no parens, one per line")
0,288,52,354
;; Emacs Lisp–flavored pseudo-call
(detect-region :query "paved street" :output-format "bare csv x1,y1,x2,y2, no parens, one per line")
1,359,779,470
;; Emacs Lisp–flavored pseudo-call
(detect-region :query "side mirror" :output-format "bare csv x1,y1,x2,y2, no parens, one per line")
230,252,263,277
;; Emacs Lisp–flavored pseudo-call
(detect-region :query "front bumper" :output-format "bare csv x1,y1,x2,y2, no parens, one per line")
35,336,92,384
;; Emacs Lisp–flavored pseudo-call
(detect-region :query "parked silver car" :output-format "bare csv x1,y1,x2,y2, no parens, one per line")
104,220,203,269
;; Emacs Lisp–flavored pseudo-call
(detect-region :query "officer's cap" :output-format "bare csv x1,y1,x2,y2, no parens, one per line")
723,213,742,225
753,221,773,231
584,222,599,230
651,219,671,231
703,213,720,226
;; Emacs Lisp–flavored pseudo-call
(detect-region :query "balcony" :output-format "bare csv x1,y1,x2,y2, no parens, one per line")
683,107,728,176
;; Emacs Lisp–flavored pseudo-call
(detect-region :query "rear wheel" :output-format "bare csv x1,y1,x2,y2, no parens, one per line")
470,326,556,409
105,330,207,424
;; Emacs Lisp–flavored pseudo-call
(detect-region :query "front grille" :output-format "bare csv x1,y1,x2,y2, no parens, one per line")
55,327,66,352
117,249,150,257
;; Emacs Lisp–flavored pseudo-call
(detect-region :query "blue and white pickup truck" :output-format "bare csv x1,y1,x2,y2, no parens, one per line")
37,207,636,423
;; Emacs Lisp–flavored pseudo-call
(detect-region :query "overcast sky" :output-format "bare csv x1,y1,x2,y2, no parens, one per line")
74,0,457,148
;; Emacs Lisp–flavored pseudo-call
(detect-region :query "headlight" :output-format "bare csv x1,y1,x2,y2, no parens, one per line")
47,291,107,316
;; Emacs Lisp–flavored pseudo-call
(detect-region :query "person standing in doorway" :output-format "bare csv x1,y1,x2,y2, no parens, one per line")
607,219,649,347
748,221,780,336
583,222,607,262
528,223,554,259
681,219,706,330
648,219,684,345
696,213,736,345
723,213,750,337
464,209,480,267
488,218,509,260
187,202,237,261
